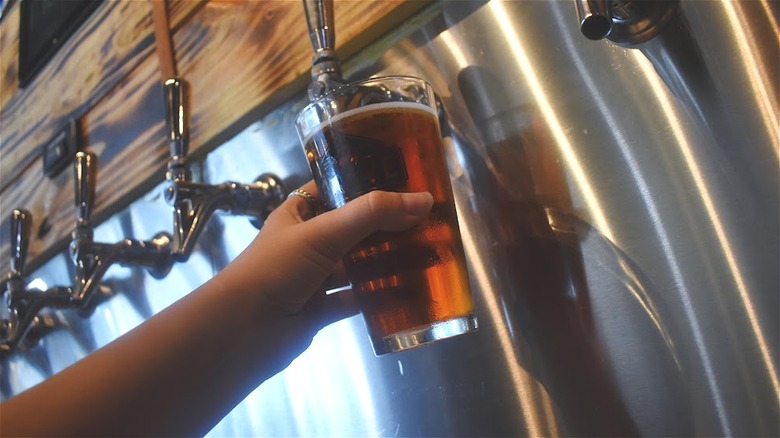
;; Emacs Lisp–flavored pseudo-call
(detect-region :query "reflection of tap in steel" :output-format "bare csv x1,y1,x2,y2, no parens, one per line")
574,0,679,45
70,152,174,312
1,209,71,352
162,78,286,262
303,0,343,99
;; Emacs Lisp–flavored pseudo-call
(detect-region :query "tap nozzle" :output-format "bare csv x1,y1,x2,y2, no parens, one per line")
575,0,613,40
573,0,680,45
160,77,285,259
1,209,73,352
69,152,173,306
303,0,342,99
166,173,286,261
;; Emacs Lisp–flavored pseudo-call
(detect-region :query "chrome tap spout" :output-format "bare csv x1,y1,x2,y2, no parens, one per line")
1,286,73,352
70,235,173,304
303,0,343,99
162,77,285,262
575,0,612,40
573,0,679,46
70,152,174,308
166,174,285,262
1,209,73,352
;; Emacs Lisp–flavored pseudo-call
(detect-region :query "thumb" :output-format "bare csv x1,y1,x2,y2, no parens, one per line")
298,190,434,261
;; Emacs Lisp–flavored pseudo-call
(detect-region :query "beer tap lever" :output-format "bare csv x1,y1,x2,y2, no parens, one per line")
162,79,286,262
2,208,35,350
70,151,102,306
303,0,343,99
164,77,191,183
9,209,31,287
4,209,33,337
1,210,72,352
70,152,174,311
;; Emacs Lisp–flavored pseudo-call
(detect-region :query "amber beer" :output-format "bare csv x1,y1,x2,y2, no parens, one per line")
297,77,477,355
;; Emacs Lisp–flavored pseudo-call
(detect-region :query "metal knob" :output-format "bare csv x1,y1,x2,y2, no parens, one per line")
74,151,95,227
10,209,31,276
247,173,288,229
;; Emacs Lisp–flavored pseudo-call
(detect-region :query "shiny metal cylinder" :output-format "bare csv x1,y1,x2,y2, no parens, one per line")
574,0,612,40
303,0,342,98
303,0,335,54
9,209,31,275
163,78,189,163
73,152,94,227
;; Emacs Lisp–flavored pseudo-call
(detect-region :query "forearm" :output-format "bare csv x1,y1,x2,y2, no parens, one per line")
0,188,432,437
0,270,299,437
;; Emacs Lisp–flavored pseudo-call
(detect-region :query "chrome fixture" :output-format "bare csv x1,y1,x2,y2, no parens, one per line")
1,132,284,351
69,151,174,314
0,80,287,352
303,0,343,99
1,209,71,352
1,2,289,352
163,78,286,261
574,0,679,45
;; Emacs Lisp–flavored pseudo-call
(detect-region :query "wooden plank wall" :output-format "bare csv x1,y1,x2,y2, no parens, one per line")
0,0,427,276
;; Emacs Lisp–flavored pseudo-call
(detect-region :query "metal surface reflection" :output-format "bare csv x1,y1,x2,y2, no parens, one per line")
2,1,778,436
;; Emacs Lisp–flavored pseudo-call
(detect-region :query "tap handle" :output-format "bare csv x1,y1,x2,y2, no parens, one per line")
303,0,335,54
303,0,342,99
574,0,613,40
9,209,31,275
74,151,96,226
164,78,189,162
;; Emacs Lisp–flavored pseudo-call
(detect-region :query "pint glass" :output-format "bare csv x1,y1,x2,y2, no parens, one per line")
296,76,477,355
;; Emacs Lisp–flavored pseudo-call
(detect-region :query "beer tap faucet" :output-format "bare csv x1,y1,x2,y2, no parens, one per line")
574,0,679,44
1,210,71,352
70,152,174,313
5,209,31,304
303,0,343,99
162,78,286,262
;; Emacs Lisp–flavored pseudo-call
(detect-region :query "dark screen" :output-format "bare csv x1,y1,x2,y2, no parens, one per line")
19,0,102,88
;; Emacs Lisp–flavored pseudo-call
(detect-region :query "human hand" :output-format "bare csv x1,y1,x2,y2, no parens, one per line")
212,181,434,367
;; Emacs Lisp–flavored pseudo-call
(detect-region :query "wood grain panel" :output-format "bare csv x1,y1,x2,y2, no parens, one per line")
0,0,427,275
0,0,206,191
0,3,21,109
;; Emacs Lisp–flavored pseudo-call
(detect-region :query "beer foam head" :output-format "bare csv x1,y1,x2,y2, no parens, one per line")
300,101,438,146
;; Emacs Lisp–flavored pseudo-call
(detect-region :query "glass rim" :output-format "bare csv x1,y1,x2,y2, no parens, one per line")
297,74,433,117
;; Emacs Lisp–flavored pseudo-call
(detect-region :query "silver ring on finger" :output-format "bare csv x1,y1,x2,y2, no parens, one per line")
287,188,320,217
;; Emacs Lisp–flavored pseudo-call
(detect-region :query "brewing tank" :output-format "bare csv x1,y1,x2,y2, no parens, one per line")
1,1,777,436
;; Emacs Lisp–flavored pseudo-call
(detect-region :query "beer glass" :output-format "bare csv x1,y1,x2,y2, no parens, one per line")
296,76,477,355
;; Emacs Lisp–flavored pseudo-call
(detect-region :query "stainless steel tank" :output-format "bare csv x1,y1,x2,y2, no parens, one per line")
2,1,777,436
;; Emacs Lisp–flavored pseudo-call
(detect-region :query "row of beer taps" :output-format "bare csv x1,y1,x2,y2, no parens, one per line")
0,78,286,354
0,0,344,355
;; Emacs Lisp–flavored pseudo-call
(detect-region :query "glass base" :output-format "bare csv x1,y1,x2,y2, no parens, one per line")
371,313,478,356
